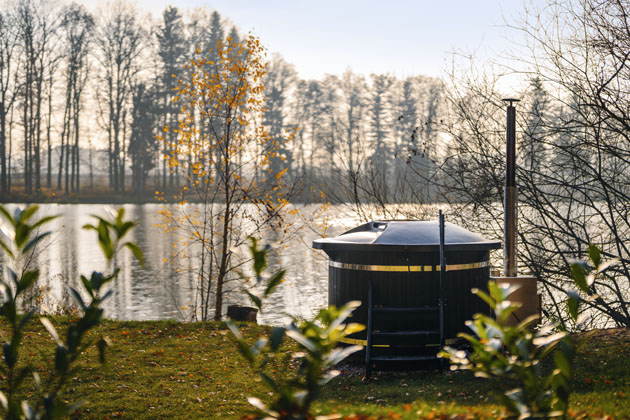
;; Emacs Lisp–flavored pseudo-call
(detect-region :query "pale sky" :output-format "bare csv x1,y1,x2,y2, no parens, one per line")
77,0,542,82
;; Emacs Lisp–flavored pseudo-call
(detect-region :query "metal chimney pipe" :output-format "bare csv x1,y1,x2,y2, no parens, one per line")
503,98,520,277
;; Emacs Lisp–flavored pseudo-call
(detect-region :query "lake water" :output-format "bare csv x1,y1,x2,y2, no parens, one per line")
0,203,369,326
3,203,621,329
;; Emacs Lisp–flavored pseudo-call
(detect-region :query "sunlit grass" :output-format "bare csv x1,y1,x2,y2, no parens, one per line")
5,319,629,419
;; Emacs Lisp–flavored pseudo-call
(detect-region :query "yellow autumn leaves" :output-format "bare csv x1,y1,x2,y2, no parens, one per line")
156,34,296,247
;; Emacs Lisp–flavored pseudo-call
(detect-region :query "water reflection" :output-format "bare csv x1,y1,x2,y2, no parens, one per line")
2,203,347,326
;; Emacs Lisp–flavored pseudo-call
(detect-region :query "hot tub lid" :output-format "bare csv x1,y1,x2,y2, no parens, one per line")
313,220,501,252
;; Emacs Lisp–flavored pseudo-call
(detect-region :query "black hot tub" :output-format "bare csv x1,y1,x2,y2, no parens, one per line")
313,220,501,345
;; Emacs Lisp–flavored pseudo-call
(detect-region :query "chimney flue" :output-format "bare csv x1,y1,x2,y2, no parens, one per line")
503,98,520,277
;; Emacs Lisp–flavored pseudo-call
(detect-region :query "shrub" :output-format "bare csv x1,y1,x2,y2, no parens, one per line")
439,281,586,419
228,237,364,420
0,205,143,419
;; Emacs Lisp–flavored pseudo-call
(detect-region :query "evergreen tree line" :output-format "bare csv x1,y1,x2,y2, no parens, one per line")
0,0,445,201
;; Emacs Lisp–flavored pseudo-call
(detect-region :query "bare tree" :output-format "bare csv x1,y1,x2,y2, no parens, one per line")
15,0,58,194
414,0,630,327
44,38,62,191
94,0,145,193
57,3,93,193
0,8,19,194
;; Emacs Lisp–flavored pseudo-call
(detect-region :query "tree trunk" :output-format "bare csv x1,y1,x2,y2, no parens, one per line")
113,119,120,192
35,66,42,192
120,107,127,194
88,138,93,190
8,104,13,192
0,106,6,193
74,101,80,193
108,127,113,189
214,163,232,320
46,76,53,189
23,63,29,194
64,126,70,193
58,71,73,190
57,125,65,190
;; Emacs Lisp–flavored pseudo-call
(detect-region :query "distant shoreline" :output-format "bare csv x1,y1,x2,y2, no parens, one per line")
0,192,328,205
0,192,164,205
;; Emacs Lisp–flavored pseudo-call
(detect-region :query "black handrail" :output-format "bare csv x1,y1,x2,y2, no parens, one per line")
438,210,446,370
365,278,373,378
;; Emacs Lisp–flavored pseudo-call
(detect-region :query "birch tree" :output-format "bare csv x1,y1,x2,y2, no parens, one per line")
159,35,293,320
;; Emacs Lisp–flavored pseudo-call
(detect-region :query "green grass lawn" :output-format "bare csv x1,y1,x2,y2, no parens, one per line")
4,319,629,419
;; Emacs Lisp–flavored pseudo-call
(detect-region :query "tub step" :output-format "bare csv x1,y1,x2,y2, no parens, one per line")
372,330,440,337
370,355,440,363
372,306,439,313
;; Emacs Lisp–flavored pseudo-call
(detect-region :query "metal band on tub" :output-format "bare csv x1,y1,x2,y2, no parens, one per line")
329,260,490,272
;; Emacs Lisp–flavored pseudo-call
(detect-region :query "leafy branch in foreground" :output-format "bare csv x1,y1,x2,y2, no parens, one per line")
82,207,145,268
440,280,588,419
0,205,57,419
237,237,286,314
228,237,364,420
570,244,627,327
0,205,143,419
